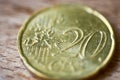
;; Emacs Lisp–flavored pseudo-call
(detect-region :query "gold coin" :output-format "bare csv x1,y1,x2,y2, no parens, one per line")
18,4,115,80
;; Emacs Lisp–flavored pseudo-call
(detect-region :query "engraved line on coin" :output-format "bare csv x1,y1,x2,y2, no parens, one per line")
41,48,47,62
34,47,39,59
37,47,42,63
46,48,50,62
30,46,34,56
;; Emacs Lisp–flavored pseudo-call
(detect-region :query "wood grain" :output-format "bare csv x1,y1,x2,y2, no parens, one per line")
0,0,120,80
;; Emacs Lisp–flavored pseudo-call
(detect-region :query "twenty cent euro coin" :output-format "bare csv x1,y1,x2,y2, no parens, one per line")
18,4,115,80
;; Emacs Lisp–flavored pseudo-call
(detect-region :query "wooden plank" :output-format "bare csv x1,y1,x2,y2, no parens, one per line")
0,0,120,80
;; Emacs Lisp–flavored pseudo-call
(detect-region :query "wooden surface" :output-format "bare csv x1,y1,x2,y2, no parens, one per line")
0,0,120,80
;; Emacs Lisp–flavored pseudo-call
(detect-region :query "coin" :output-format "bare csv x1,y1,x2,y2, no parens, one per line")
18,4,115,80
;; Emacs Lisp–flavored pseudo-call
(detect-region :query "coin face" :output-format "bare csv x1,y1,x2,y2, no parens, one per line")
18,4,115,80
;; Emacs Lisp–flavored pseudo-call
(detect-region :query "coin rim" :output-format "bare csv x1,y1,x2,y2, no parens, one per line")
17,4,115,80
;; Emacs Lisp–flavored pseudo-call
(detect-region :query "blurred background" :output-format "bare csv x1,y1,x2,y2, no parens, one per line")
0,0,120,80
